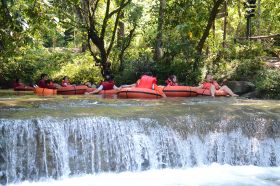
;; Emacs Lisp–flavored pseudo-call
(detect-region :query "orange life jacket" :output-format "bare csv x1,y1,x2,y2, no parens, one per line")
101,81,115,90
202,81,220,90
136,75,157,89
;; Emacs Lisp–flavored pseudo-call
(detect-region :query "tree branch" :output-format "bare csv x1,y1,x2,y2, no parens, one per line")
108,0,131,19
193,0,225,71
106,0,131,56
100,0,111,39
87,35,101,63
196,0,224,55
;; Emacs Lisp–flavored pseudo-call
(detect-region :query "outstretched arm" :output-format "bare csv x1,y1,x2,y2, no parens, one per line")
195,84,204,89
85,85,103,94
120,83,136,88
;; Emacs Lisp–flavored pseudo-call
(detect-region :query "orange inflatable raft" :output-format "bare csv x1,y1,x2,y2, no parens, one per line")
118,87,164,99
163,86,197,97
85,88,119,95
195,88,229,96
34,88,57,96
57,85,88,95
14,86,34,91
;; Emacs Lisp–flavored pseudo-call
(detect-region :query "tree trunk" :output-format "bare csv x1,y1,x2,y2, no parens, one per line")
257,0,261,35
117,12,125,46
79,0,131,77
154,0,166,62
235,0,242,38
118,25,136,71
222,1,227,48
194,0,225,70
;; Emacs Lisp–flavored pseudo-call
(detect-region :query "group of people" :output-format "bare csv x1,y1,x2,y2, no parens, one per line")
86,73,238,97
14,73,238,97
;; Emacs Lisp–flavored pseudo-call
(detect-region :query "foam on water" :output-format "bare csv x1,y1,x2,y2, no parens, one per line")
7,164,280,186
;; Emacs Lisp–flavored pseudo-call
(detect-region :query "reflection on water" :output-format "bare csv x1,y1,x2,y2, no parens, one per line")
0,95,280,120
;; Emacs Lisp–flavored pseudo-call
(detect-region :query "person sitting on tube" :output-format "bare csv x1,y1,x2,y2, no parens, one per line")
13,78,26,88
196,74,238,97
165,75,178,86
37,74,61,89
120,72,166,97
85,74,119,94
61,76,71,87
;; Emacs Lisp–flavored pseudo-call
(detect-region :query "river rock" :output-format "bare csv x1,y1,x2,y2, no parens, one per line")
224,81,255,95
241,90,262,99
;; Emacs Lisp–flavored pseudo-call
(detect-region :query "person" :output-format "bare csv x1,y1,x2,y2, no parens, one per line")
197,74,238,97
13,78,34,90
85,74,119,94
85,82,96,88
120,73,157,89
61,76,71,87
120,73,166,97
165,75,178,86
37,74,61,89
13,78,25,88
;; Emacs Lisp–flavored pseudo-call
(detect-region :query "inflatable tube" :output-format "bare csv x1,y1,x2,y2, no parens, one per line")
163,86,197,97
14,86,34,91
85,87,96,93
85,88,118,95
57,85,88,95
118,88,164,99
34,88,57,96
195,88,228,96
99,89,119,95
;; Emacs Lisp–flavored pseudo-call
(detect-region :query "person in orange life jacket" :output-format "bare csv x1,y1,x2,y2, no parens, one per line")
37,74,61,89
165,75,178,86
61,76,71,87
120,74,157,89
197,74,238,97
85,74,119,94
120,73,167,97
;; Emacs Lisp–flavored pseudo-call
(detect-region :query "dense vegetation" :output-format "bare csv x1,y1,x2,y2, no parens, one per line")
0,0,279,98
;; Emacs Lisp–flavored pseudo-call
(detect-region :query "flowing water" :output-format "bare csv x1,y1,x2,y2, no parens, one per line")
0,93,280,185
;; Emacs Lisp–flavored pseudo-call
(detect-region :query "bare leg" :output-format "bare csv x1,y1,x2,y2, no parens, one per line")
210,85,216,97
220,85,238,97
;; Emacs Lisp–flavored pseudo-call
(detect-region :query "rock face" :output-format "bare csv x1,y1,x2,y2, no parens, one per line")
225,81,256,95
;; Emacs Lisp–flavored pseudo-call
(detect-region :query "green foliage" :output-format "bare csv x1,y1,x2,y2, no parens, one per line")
1,0,280,99
0,47,101,86
255,69,280,99
52,52,102,84
114,51,155,85
231,58,265,81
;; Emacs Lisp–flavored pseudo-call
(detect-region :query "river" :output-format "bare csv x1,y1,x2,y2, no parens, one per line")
0,93,280,185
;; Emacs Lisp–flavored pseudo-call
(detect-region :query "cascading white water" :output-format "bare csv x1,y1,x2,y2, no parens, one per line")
1,116,280,184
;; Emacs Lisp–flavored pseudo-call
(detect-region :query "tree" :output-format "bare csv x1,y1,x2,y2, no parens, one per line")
194,0,225,71
154,0,166,62
117,3,143,71
53,0,132,77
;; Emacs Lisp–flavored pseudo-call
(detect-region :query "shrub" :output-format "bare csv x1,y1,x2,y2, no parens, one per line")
255,69,280,99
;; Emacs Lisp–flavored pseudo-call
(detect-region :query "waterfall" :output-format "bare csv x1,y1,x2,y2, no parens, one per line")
0,116,280,184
